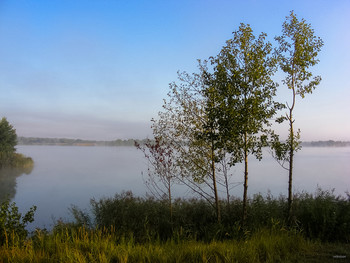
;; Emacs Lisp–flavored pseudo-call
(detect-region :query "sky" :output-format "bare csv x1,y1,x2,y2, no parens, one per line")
0,0,349,141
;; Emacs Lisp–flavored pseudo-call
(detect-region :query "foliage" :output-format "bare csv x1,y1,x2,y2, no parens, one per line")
275,11,324,98
0,118,17,167
90,191,174,242
0,118,17,153
294,188,350,242
0,118,33,171
151,70,232,222
0,199,36,246
205,23,280,160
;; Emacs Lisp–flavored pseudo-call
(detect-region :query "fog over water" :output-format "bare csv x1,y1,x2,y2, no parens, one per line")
8,145,350,230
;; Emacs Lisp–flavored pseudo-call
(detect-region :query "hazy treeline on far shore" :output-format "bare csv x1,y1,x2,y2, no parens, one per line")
17,137,147,147
18,136,350,147
302,140,350,147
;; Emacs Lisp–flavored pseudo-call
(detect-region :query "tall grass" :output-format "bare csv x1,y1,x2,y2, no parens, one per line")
0,227,312,262
72,188,350,243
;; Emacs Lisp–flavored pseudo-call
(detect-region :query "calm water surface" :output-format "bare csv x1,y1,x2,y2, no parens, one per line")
11,145,350,229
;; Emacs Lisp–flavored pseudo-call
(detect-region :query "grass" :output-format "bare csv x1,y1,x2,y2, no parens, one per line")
0,227,317,262
301,242,350,263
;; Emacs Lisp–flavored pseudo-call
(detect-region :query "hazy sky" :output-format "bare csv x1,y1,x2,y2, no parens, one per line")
0,0,349,140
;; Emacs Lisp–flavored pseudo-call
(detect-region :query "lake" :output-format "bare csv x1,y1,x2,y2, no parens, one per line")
5,145,350,230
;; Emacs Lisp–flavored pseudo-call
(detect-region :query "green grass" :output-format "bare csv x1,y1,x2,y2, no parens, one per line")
0,227,319,263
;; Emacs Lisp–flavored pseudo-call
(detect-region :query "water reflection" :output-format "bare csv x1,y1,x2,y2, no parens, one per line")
0,165,33,202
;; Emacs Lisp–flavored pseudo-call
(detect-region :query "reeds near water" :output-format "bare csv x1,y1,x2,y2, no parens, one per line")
80,188,350,242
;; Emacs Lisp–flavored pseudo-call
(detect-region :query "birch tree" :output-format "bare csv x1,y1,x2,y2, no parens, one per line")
274,11,323,221
152,70,231,223
135,138,177,221
204,24,281,226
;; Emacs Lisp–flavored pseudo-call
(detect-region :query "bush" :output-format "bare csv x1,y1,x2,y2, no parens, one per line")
90,191,173,242
0,199,36,246
294,188,350,242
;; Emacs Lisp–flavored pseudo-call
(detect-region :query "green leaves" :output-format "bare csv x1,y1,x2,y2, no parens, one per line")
0,118,19,168
204,23,279,161
0,199,36,246
0,118,17,154
275,11,324,99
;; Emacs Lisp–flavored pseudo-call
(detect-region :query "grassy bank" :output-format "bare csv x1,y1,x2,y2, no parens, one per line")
1,227,349,262
0,188,349,262
0,228,317,262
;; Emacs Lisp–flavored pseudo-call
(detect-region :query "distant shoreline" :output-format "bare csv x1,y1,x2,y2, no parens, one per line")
302,140,350,147
17,137,350,147
17,137,144,147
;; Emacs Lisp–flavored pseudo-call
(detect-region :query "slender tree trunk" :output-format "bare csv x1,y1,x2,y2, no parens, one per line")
288,110,294,223
168,177,173,224
223,158,230,206
288,75,296,223
242,132,248,226
211,142,221,223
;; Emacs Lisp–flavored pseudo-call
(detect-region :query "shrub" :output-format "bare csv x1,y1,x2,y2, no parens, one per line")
0,199,36,246
294,188,350,242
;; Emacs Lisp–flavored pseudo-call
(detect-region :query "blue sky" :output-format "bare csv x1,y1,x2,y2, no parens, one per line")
0,0,349,140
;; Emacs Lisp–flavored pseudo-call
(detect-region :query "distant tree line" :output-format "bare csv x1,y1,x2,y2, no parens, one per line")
302,140,350,147
18,136,349,148
17,137,148,147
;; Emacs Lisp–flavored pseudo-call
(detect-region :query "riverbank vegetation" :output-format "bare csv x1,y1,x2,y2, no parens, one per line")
73,189,350,243
0,188,349,262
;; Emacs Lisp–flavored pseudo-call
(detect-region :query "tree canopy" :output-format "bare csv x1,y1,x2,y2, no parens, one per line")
202,23,283,225
0,117,17,154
